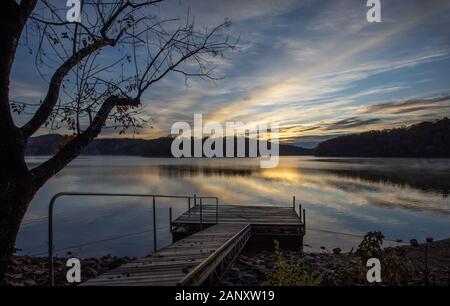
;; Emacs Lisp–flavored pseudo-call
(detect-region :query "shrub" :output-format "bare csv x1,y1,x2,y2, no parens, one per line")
267,240,321,286
356,231,410,285
356,231,384,261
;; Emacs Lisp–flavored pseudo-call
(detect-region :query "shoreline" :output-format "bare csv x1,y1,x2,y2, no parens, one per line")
5,255,134,286
219,238,450,286
5,238,450,286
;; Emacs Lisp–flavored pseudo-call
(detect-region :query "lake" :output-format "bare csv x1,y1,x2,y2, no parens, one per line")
18,156,450,258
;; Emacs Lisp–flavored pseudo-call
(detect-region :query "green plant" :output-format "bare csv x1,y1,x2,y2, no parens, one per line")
381,247,410,285
267,240,322,286
356,231,384,261
356,231,411,285
333,264,355,286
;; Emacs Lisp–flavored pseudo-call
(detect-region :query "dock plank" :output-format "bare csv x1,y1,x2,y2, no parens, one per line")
82,204,303,286
81,223,248,286
173,204,301,225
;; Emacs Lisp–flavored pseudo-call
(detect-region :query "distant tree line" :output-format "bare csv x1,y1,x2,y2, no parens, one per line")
315,118,450,157
26,135,313,157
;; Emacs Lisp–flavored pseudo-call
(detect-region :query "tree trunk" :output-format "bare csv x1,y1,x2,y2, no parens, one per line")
0,183,37,284
0,3,38,282
0,96,128,283
0,127,37,284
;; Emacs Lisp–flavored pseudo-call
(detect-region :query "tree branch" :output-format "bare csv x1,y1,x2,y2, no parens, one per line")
21,38,115,138
20,0,165,138
0,0,37,131
30,95,139,183
100,0,163,38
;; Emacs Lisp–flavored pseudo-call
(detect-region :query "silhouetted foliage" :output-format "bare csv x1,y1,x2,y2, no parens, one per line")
267,240,321,286
0,0,236,282
26,135,313,157
316,118,450,157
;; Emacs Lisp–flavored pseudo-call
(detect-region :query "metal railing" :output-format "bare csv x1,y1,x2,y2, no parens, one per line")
178,224,252,286
47,192,218,286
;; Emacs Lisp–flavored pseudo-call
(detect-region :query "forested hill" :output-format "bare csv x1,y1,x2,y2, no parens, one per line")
26,135,313,157
315,118,450,157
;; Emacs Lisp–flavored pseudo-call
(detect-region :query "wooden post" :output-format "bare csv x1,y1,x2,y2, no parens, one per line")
298,203,302,236
194,194,197,206
188,197,191,215
200,198,203,230
302,208,306,233
292,196,295,210
169,207,173,233
153,196,157,252
425,242,429,285
215,198,219,224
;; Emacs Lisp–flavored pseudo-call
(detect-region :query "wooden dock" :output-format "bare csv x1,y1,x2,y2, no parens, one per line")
172,204,304,240
82,223,250,286
82,203,304,286
174,204,302,225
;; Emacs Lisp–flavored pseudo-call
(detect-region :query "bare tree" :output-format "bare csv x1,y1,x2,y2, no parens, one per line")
0,0,235,282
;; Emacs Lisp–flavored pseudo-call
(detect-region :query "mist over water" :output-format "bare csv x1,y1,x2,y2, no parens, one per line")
18,156,450,257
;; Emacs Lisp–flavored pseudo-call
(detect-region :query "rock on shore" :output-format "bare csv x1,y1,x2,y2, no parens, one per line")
5,254,133,286
4,239,449,286
218,239,450,286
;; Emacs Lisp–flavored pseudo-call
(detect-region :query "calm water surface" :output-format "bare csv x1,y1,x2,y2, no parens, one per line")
18,156,450,257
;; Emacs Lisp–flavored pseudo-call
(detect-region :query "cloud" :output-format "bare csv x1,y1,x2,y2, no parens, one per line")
364,94,450,115
306,0,369,33
278,92,450,145
10,81,44,99
159,0,309,26
204,4,450,126
323,117,381,130
11,0,450,141
278,116,382,141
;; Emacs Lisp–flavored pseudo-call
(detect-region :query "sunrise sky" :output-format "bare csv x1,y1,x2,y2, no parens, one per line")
10,0,450,148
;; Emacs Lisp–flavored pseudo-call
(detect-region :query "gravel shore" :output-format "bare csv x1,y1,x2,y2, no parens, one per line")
218,239,450,286
4,254,133,286
4,239,450,286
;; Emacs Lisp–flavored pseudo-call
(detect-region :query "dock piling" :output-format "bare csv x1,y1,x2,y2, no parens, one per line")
169,207,173,233
215,198,219,224
188,197,191,215
200,198,203,230
153,196,157,252
302,209,306,232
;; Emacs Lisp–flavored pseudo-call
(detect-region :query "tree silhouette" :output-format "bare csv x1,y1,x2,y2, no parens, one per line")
0,0,235,282
315,118,450,158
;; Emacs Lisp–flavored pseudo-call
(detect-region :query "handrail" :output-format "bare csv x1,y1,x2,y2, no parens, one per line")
48,192,218,286
178,224,251,286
